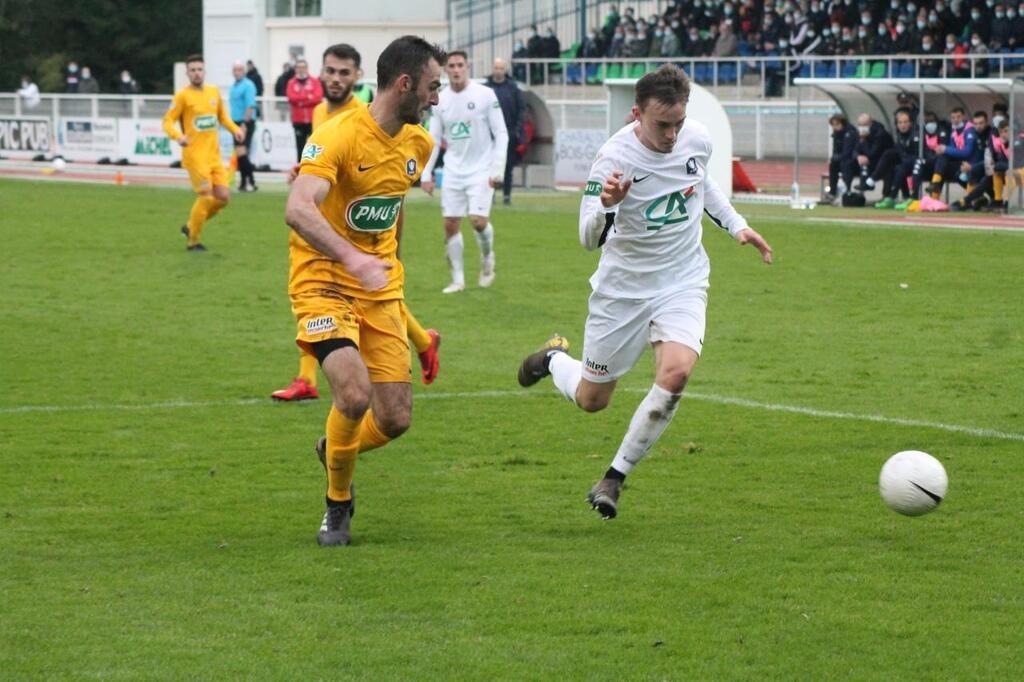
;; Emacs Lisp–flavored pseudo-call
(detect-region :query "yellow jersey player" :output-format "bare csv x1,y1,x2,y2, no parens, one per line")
272,43,442,403
284,36,444,546
163,54,244,251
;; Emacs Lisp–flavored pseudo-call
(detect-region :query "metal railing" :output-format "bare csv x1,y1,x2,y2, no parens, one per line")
509,52,1024,99
0,93,302,123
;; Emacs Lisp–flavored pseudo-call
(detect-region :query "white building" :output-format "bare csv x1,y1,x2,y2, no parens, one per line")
202,0,449,89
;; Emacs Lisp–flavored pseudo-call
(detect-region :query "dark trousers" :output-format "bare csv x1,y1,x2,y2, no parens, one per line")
828,157,857,195
502,140,520,200
234,120,257,187
933,154,966,187
293,123,312,162
872,149,914,198
912,158,936,196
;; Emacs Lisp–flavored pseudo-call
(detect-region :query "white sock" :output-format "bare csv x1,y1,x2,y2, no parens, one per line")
610,383,682,475
446,233,464,285
549,351,582,405
474,223,494,259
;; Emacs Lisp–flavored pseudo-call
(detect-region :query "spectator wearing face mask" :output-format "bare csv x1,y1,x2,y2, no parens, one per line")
965,6,991,43
909,111,950,203
118,70,140,94
944,34,970,78
78,66,100,94
928,106,977,199
807,0,829,32
988,5,1011,50
891,20,912,53
1010,5,1024,49
17,74,41,109
855,113,894,191
607,26,626,57
647,25,665,57
872,22,893,54
855,23,873,54
917,33,941,76
968,32,990,76
602,5,621,43
578,28,605,58
542,27,561,58
661,21,683,57
65,61,80,93
512,39,529,82
683,27,705,57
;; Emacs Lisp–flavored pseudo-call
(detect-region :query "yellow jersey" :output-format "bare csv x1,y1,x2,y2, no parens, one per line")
162,84,239,168
311,95,365,130
289,105,433,301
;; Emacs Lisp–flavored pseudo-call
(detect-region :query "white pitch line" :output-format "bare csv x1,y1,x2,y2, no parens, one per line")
2,388,1022,442
801,215,1024,234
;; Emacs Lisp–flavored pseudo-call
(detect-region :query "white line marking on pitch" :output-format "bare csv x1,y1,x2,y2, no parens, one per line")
2,389,1021,442
801,216,1024,234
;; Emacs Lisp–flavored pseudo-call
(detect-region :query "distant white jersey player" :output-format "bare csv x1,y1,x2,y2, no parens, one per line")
421,50,508,293
517,65,773,520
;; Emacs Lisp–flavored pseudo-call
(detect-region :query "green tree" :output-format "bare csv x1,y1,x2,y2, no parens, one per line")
0,0,201,93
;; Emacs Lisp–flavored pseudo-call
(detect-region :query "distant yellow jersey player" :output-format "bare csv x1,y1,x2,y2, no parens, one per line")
284,36,444,546
272,43,439,403
162,54,242,251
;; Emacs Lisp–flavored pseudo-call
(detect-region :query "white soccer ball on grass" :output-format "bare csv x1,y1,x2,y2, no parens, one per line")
879,450,948,516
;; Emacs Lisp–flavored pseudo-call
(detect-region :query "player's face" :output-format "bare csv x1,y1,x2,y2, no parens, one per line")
973,115,987,132
633,99,687,153
950,110,963,126
896,113,912,133
445,56,469,88
398,59,442,124
321,55,359,104
187,62,205,87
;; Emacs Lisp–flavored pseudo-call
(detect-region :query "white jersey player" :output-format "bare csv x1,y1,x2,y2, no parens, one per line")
421,51,508,293
517,65,773,520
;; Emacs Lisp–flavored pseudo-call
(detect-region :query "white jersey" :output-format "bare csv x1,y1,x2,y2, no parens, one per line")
578,119,749,299
423,80,508,185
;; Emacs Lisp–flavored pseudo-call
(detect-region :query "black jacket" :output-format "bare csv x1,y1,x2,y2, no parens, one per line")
831,122,858,162
892,127,922,161
484,77,525,144
856,120,894,163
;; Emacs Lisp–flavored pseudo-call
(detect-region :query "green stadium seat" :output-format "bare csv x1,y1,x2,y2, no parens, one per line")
605,63,623,79
868,61,887,78
628,62,646,79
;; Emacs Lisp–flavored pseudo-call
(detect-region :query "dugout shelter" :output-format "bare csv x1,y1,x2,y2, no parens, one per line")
792,78,1022,213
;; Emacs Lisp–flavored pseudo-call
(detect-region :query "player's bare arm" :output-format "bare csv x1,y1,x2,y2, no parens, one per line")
736,228,774,264
420,179,435,195
601,170,632,207
285,174,392,291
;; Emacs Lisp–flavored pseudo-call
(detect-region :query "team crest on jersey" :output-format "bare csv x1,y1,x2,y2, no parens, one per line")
406,158,417,176
301,143,324,162
305,316,336,336
644,186,695,231
467,102,476,110
686,157,698,175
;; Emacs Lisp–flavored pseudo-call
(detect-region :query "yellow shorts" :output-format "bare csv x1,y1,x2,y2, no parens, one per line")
292,291,410,383
185,160,228,194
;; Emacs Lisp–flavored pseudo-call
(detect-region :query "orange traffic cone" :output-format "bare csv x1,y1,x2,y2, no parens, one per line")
114,171,125,185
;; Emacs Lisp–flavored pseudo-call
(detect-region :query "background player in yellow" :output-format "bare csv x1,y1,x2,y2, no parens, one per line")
272,43,441,403
284,36,444,546
163,54,244,251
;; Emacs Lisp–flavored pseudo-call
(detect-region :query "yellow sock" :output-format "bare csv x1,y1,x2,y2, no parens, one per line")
298,351,318,386
405,308,431,353
966,183,974,194
357,410,392,454
326,405,360,503
186,196,210,245
993,173,1004,201
206,195,225,219
929,173,942,199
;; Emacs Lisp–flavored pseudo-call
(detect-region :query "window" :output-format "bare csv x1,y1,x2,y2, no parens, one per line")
267,0,321,17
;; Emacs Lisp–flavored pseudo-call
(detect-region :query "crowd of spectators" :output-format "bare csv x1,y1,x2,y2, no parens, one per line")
825,94,1021,212
563,1,1024,63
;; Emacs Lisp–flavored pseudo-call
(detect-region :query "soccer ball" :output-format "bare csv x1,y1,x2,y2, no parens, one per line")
52,157,66,172
879,450,948,516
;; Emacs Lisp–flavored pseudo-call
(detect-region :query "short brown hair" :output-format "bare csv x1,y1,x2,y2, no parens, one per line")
446,50,469,64
634,64,690,109
185,54,203,65
377,35,446,90
829,113,848,125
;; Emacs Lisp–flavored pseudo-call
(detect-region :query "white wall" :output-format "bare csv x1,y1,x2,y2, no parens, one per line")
203,0,267,89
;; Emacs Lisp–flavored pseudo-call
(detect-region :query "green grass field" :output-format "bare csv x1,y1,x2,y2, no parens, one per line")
1,178,1022,679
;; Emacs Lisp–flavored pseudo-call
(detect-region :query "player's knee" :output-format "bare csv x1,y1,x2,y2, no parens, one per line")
470,217,487,230
577,392,610,413
658,366,692,394
376,409,411,438
334,387,371,420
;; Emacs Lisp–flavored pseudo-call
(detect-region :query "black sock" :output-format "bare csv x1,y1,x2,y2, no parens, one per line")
325,496,351,509
604,467,626,482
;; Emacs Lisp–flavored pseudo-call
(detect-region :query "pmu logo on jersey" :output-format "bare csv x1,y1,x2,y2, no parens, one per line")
686,157,698,175
449,121,472,139
305,316,336,336
584,181,602,197
346,195,402,231
406,158,417,176
584,357,609,376
643,186,695,231
193,114,217,131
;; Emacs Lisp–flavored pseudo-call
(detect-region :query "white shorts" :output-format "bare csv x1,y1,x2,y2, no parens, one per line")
581,287,707,383
441,177,494,218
